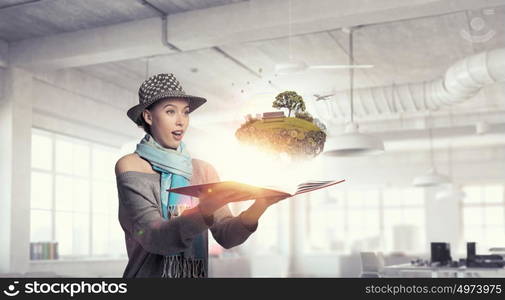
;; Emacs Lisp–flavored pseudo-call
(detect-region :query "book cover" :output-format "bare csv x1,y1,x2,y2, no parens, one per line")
35,243,41,260
167,179,345,201
49,242,53,260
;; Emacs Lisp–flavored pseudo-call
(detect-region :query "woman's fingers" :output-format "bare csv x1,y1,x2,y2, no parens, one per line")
199,190,249,204
256,194,290,205
260,194,289,201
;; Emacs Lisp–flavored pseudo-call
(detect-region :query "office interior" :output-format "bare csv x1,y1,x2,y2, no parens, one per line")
1,0,504,277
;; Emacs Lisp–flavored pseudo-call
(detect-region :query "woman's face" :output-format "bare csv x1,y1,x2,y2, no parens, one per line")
142,98,190,149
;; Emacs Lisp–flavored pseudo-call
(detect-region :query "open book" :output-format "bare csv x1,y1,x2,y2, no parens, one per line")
167,179,345,202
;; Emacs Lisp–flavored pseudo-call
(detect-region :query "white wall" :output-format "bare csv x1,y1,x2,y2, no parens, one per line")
0,67,12,272
0,68,34,275
425,187,462,255
0,67,145,276
31,69,142,147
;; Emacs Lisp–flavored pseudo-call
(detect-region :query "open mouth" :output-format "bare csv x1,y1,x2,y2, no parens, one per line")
172,130,183,140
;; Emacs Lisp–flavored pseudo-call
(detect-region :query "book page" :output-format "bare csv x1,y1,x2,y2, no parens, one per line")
168,181,292,202
168,179,345,201
293,179,346,195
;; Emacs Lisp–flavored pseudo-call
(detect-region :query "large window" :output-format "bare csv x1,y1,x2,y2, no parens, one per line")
461,184,505,253
306,189,348,253
209,200,286,257
382,188,425,253
306,187,425,254
30,128,125,259
241,199,287,255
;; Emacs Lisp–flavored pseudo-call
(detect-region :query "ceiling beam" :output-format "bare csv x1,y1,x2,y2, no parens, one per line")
0,0,42,10
164,0,505,50
8,0,505,70
9,18,177,70
378,123,505,152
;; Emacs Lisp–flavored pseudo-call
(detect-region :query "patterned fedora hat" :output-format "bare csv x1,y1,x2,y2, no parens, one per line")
127,73,207,126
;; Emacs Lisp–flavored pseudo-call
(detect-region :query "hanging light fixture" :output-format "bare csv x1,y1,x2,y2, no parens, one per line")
323,27,384,157
413,112,450,187
436,110,466,200
413,168,450,187
274,0,303,75
436,184,466,200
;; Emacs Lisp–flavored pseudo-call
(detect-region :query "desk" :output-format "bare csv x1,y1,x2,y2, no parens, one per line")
381,263,505,278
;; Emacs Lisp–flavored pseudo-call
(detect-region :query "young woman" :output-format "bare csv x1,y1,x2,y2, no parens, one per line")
115,73,286,278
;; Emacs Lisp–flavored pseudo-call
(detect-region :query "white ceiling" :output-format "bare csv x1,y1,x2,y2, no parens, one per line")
74,5,505,122
1,0,505,137
0,0,247,41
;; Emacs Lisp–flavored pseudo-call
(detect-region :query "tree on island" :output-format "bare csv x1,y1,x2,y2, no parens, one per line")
273,91,306,117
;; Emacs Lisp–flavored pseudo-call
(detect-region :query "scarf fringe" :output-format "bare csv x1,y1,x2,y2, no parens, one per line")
167,204,191,218
161,255,206,278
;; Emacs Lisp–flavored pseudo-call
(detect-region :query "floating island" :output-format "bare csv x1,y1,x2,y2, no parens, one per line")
235,111,327,158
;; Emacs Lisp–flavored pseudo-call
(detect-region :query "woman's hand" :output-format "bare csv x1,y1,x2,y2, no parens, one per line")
197,188,245,217
254,194,290,208
197,189,290,227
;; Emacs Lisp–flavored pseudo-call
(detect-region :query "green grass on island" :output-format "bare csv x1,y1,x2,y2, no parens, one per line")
246,117,321,132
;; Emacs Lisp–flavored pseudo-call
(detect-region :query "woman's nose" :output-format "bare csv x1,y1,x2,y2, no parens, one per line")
176,113,185,126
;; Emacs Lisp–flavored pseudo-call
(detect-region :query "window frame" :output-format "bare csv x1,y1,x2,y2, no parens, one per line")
460,183,505,254
304,186,425,255
30,127,125,260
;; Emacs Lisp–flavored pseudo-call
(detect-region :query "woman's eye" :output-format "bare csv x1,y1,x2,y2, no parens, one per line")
167,110,175,114
184,111,190,115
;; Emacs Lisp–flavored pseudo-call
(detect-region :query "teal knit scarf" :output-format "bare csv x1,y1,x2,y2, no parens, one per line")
135,134,206,278
135,134,193,218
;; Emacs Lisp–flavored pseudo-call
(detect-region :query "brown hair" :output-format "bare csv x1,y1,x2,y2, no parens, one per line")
139,102,156,135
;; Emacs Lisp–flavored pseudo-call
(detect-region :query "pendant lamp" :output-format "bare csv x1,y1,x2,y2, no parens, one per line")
413,113,450,187
413,168,450,187
436,183,466,200
323,27,384,157
436,112,466,199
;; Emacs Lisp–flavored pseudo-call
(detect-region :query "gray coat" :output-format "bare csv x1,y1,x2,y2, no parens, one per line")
116,159,257,278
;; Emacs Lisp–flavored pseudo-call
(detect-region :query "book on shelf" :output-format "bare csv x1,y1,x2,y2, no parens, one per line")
167,179,345,201
30,241,59,260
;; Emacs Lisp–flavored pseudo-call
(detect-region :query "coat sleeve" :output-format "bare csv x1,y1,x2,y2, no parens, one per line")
117,173,210,255
200,161,258,249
